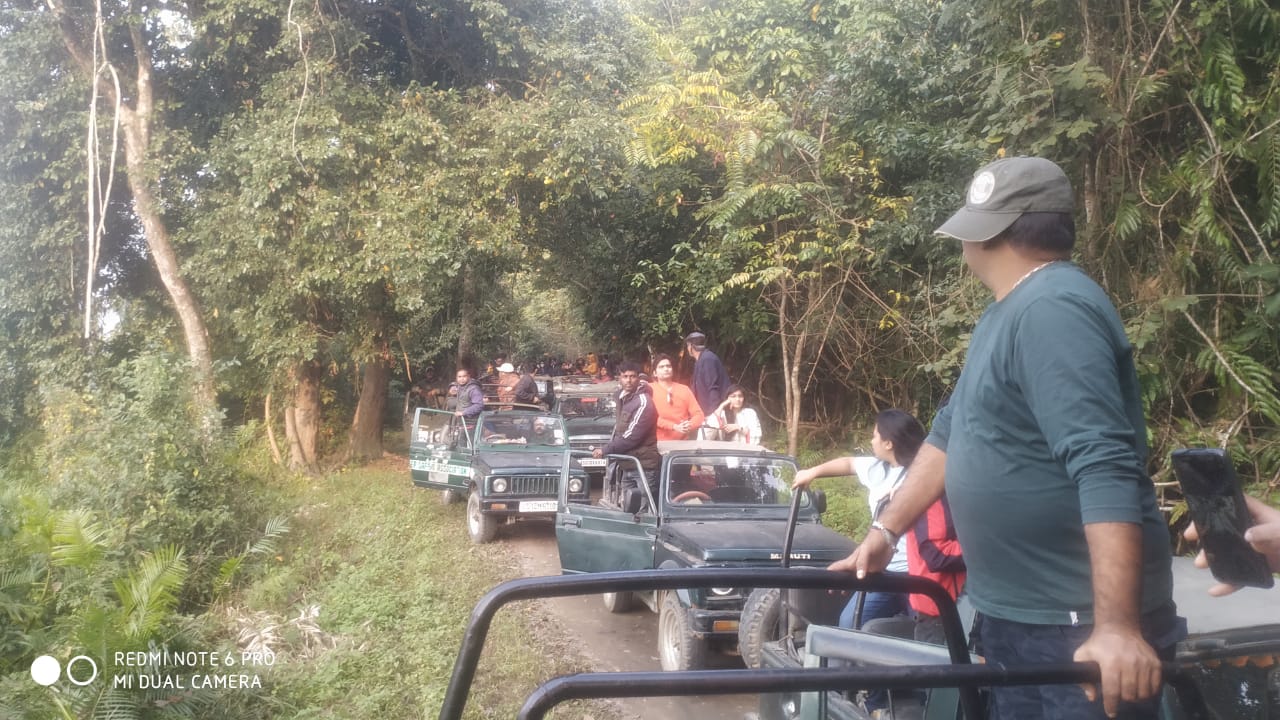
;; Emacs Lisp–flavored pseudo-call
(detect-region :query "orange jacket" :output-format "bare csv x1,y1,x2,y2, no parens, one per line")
651,382,705,441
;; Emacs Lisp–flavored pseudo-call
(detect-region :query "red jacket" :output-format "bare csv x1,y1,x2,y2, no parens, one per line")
907,495,966,617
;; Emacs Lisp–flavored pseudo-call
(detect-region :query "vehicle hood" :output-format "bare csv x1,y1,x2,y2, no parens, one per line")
565,416,615,436
658,521,854,565
474,451,584,476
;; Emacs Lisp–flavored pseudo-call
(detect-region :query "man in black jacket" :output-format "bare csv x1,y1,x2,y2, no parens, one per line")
594,361,660,503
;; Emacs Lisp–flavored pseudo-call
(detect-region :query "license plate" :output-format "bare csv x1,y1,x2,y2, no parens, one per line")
577,458,606,467
519,500,558,513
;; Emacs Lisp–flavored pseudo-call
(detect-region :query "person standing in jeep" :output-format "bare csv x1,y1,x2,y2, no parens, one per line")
593,361,660,496
451,368,484,420
837,157,1180,720
684,332,731,417
652,353,704,441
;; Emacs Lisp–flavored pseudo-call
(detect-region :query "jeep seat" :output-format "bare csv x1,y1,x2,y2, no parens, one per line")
804,624,984,720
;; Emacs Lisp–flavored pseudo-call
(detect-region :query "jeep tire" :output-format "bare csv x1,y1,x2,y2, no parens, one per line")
441,488,463,505
738,587,782,669
602,591,635,613
466,491,498,544
658,591,708,671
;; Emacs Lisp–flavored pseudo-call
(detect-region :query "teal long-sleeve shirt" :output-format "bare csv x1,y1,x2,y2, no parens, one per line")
927,262,1172,625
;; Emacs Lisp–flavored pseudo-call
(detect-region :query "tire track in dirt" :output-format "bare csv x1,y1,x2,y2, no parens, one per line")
500,520,758,720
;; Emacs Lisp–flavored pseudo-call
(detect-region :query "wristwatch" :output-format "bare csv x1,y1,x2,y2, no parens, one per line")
870,520,900,547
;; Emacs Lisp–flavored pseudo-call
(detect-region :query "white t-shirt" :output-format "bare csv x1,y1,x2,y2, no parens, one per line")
850,456,910,573
707,407,762,445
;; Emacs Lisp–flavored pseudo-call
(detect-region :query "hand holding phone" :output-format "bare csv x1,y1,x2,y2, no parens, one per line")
1172,448,1274,590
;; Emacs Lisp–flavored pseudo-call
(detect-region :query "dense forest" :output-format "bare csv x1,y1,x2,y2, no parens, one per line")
3,0,1279,716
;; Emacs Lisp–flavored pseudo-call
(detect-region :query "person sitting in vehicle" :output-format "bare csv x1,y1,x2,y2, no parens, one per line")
706,385,763,444
904,494,966,644
527,417,561,446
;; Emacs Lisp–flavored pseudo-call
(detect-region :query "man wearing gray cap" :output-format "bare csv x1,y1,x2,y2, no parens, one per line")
684,331,731,418
832,157,1181,719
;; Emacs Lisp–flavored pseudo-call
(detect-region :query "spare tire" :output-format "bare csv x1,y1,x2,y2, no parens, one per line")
738,587,782,669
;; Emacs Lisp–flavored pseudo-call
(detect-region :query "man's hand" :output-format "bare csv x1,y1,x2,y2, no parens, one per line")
454,410,463,417
592,448,603,459
792,467,816,489
1073,624,1162,717
828,527,893,579
1183,494,1280,596
675,419,691,435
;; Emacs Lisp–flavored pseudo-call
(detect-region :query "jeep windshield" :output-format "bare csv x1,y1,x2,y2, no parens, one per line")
557,395,616,418
477,414,567,448
666,454,802,508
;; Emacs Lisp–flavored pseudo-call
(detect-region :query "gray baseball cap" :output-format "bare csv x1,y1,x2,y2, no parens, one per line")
934,157,1074,242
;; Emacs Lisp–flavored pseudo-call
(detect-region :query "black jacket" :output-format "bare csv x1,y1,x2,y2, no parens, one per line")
604,381,660,471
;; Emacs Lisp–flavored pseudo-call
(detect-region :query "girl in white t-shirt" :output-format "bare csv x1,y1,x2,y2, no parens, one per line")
792,409,926,625
791,409,925,714
706,385,762,445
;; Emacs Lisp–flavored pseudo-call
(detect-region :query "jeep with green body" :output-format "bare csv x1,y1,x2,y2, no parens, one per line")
435,564,1280,720
549,380,618,484
554,439,855,671
749,555,1280,720
409,404,589,544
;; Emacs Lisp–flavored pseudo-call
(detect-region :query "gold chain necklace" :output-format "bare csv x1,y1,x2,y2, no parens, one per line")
1008,260,1057,296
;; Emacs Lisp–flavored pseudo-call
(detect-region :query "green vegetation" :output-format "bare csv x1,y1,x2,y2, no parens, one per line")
242,463,604,719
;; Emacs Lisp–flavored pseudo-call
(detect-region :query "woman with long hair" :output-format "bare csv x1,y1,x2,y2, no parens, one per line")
706,384,763,444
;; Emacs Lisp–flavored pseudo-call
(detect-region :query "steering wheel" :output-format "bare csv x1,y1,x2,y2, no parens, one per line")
671,490,713,504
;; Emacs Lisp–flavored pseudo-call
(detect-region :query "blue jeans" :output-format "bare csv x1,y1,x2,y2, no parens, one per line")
975,602,1185,720
838,590,908,630
838,591,909,711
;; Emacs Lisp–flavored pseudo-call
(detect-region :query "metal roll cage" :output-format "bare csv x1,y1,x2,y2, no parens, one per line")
436,567,1195,720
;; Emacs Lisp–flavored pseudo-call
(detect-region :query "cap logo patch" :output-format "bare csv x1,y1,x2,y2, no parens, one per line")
968,171,996,205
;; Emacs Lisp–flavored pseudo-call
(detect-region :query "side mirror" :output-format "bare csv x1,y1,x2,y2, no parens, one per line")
623,488,645,515
810,489,827,515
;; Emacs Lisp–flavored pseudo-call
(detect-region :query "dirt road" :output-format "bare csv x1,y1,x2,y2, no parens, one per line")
500,520,759,720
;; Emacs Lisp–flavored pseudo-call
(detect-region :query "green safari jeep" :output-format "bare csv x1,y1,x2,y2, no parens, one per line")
409,405,589,544
554,439,854,671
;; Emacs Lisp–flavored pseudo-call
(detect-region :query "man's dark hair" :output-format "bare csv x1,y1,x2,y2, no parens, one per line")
618,361,643,375
992,211,1075,257
874,409,926,467
654,353,673,365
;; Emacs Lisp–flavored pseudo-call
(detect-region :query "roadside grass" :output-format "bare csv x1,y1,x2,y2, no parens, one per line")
233,460,609,720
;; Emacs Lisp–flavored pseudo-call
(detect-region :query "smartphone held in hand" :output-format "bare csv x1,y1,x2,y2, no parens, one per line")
1172,448,1274,589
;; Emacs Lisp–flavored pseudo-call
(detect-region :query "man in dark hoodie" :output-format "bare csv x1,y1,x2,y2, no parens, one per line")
594,361,660,501
451,368,484,421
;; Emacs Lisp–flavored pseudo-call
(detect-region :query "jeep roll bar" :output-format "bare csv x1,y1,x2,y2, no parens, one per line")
438,567,1202,720
438,568,978,720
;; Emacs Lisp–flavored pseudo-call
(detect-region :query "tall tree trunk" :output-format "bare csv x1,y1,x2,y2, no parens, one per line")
347,359,390,461
48,0,218,425
457,267,477,369
285,361,322,474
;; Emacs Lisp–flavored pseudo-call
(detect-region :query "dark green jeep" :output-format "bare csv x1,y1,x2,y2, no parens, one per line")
409,405,589,544
550,380,618,484
554,439,854,671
